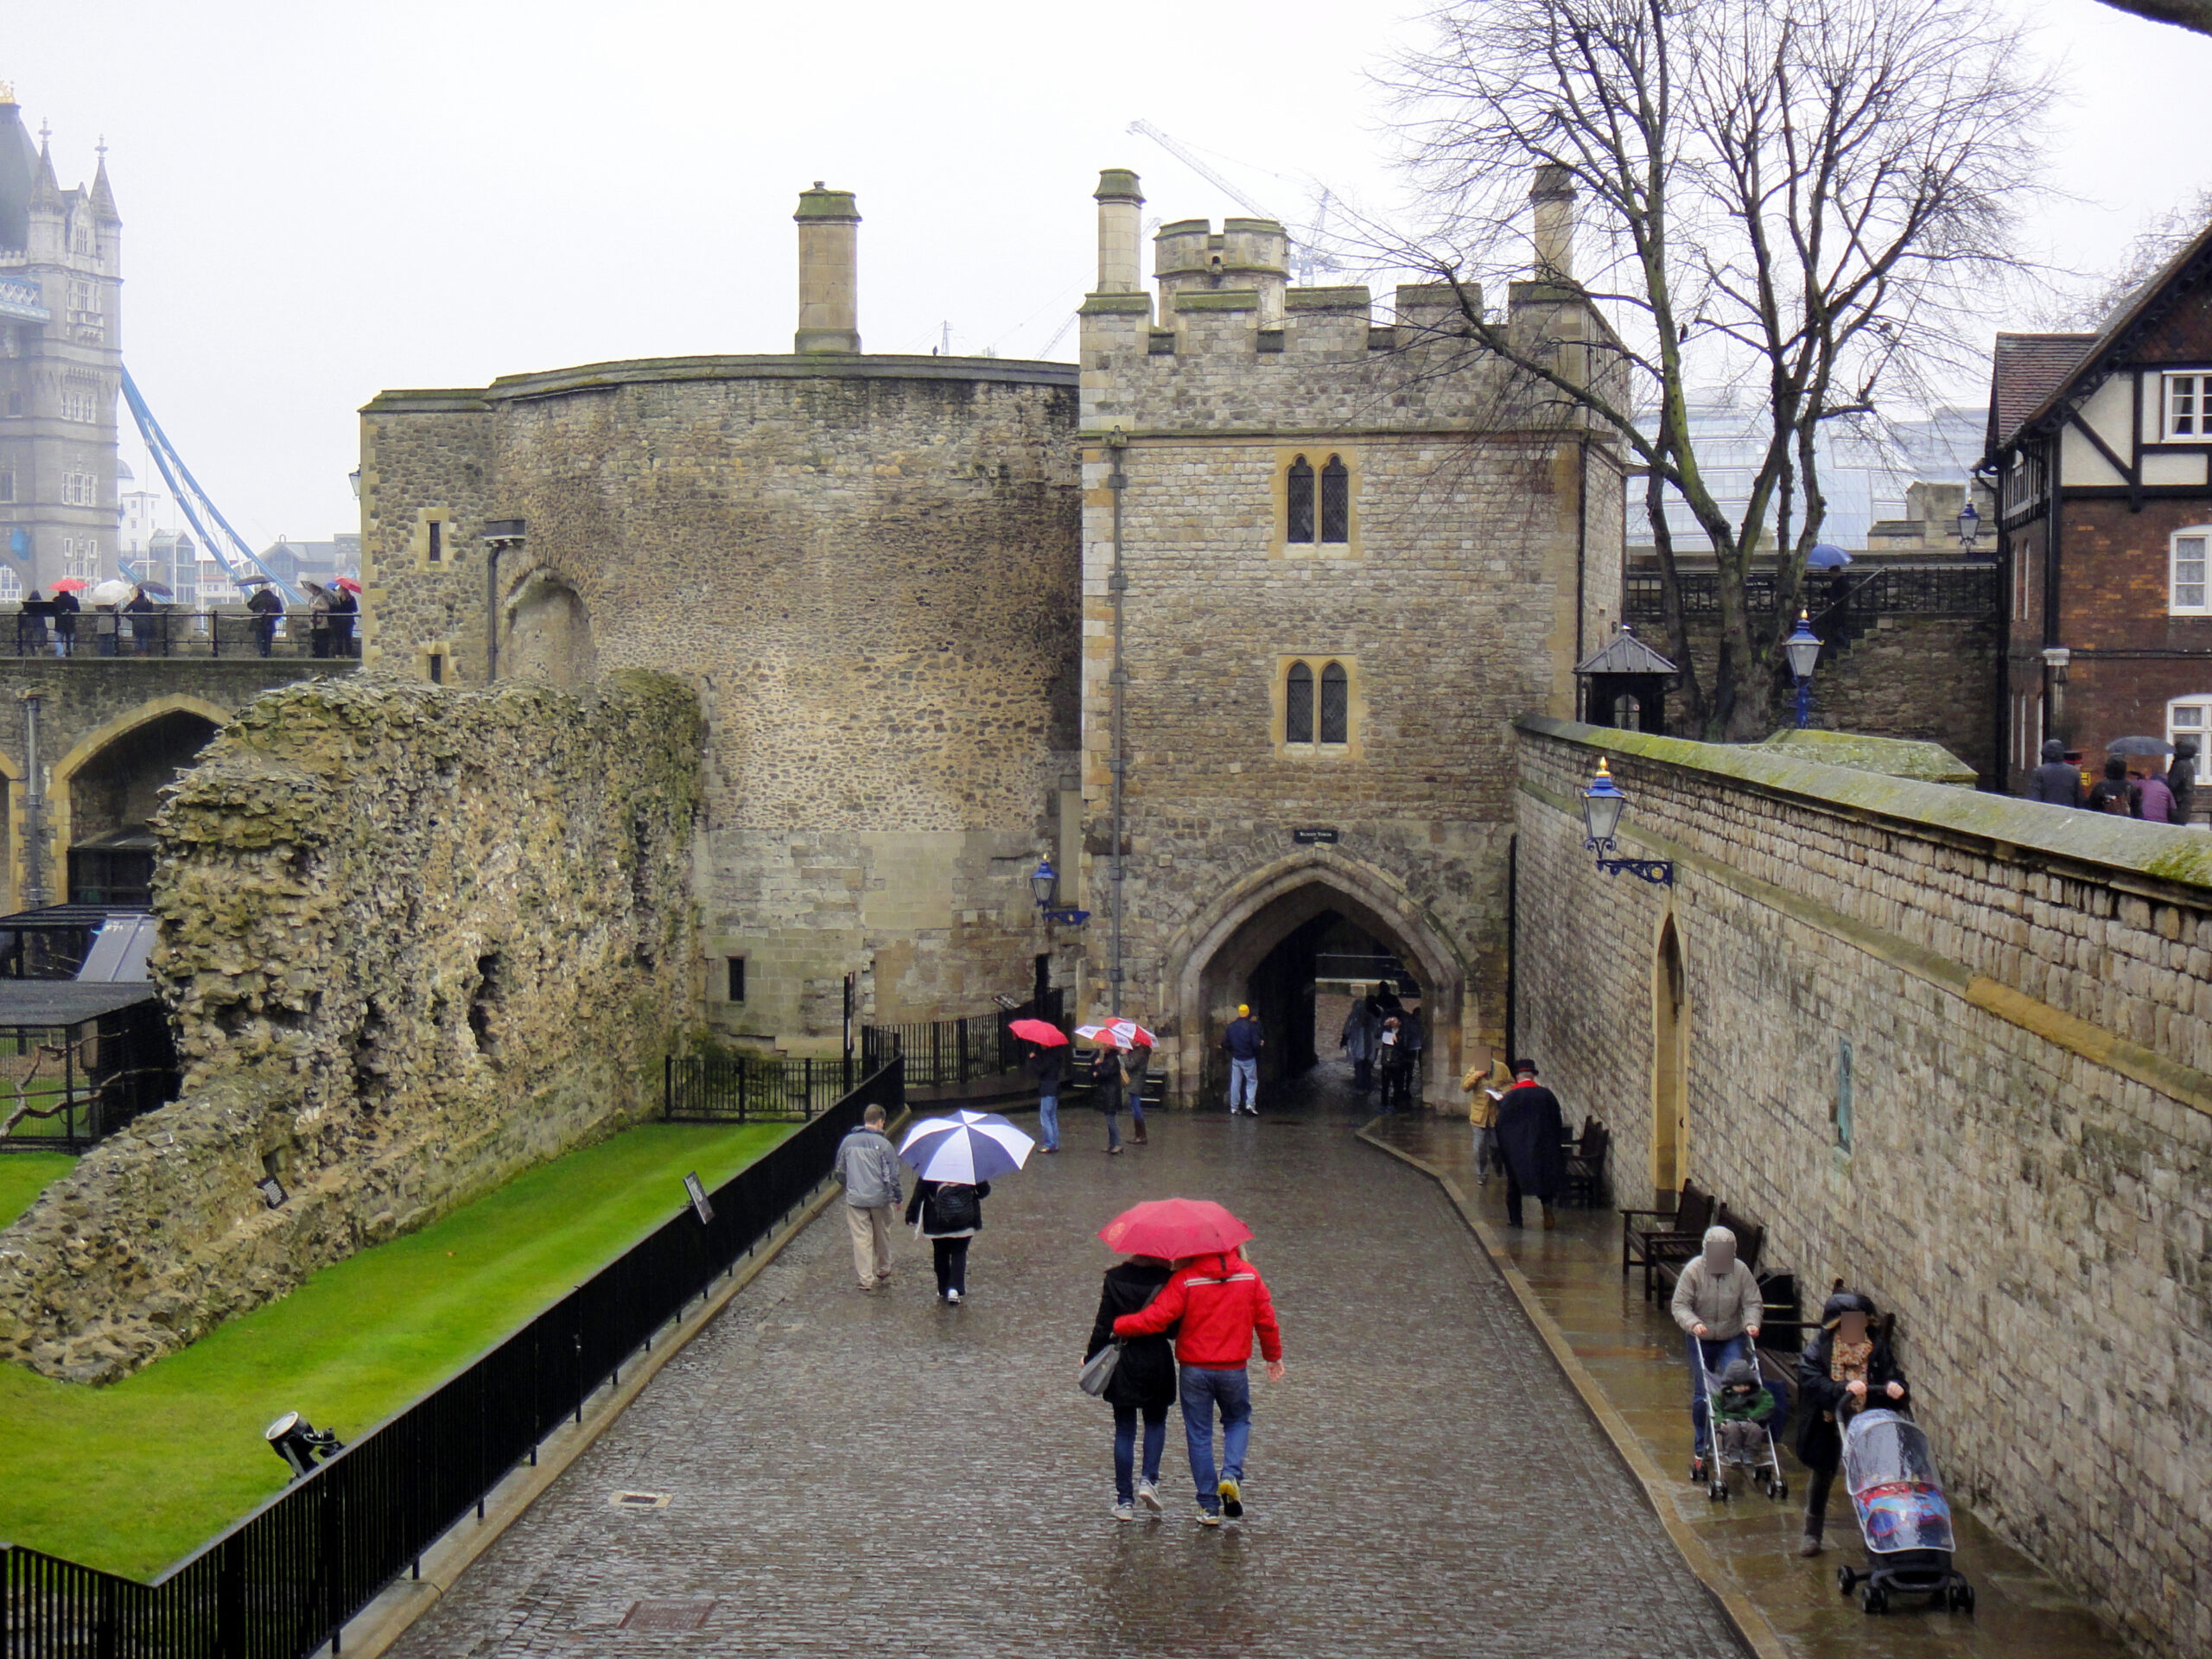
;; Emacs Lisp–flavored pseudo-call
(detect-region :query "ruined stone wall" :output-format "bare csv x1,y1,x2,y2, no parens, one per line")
0,671,701,1381
1514,715,2210,1658
362,359,1082,1049
1077,274,1626,1103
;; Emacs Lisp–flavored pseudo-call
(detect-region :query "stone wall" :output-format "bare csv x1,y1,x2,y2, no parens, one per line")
1514,715,2209,1658
360,358,1082,1048
0,671,702,1382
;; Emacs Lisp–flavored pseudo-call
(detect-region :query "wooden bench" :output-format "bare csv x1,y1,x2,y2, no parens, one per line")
1560,1120,1611,1208
1649,1202,1766,1305
1621,1179,1713,1278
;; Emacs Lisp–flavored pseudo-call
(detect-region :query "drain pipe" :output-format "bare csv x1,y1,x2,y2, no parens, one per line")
18,691,44,909
1106,432,1129,1010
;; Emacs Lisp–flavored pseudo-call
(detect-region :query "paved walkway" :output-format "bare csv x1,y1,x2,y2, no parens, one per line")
1364,1114,2131,1659
391,1061,1746,1658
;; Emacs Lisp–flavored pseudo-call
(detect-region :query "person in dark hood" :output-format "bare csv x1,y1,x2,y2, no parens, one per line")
2171,738,2198,825
1794,1289,1909,1558
1084,1254,1178,1521
1493,1058,1566,1229
2026,738,2082,806
2088,755,2137,816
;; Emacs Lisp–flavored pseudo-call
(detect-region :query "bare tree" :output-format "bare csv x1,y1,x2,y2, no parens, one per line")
1387,0,2054,739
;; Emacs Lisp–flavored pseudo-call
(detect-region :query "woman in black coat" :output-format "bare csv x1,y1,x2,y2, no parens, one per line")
904,1179,989,1305
1091,1046,1126,1154
1084,1255,1177,1519
1794,1289,1910,1557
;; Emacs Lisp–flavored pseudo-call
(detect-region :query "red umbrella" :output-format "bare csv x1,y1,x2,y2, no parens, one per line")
51,578,88,593
332,576,362,594
1098,1198,1252,1260
1007,1018,1066,1046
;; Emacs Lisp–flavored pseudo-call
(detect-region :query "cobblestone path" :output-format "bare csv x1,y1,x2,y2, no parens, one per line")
390,1070,1746,1659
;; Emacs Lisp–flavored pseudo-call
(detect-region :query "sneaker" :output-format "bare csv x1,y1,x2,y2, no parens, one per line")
1194,1508,1222,1528
1217,1477,1243,1519
1136,1478,1163,1513
1112,1501,1135,1522
946,1288,963,1305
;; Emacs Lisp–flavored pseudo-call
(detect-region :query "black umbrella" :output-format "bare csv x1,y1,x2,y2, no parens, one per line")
2107,735,2175,757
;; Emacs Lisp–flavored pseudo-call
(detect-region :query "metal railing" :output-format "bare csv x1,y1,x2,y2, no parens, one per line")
1623,564,1999,621
0,1056,904,1659
0,608,358,660
663,1052,861,1122
861,988,1065,1090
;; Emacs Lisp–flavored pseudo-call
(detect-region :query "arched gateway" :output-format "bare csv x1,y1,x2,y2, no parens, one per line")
1164,851,1467,1109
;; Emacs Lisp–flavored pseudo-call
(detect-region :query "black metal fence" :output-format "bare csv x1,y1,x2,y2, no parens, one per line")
0,1056,903,1659
861,988,1065,1090
663,1052,862,1122
0,608,355,661
1623,564,1999,621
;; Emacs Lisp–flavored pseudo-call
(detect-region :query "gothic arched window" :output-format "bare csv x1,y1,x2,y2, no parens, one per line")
1319,662,1350,743
1287,456,1315,543
1285,660,1315,743
1320,455,1351,543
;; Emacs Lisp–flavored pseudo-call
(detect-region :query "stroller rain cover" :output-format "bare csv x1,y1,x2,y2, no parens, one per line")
1843,1408,1956,1555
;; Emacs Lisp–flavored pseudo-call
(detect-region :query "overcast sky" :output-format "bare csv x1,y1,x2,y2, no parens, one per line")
15,0,2212,544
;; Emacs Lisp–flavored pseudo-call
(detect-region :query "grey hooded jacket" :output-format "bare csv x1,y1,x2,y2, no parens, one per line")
833,1125,904,1209
1670,1254,1764,1340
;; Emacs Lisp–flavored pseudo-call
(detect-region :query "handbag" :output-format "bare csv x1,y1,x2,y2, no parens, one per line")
930,1183,981,1232
1077,1341,1122,1397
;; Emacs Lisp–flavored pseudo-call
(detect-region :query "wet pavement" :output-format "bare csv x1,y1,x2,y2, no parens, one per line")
1363,1112,2132,1659
386,1060,1747,1659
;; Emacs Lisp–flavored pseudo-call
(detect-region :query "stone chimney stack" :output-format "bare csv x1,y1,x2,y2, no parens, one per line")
1094,168,1144,293
1530,164,1575,284
793,182,861,354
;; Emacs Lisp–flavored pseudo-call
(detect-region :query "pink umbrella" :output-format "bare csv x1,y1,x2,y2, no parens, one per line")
1076,1018,1157,1051
1007,1018,1067,1046
332,576,362,594
51,577,88,593
1099,1198,1252,1259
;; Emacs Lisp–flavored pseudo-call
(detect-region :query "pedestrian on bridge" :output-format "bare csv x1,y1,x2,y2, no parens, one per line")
831,1103,904,1292
1115,1244,1284,1527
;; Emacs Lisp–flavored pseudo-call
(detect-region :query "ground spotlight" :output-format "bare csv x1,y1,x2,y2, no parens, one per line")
265,1411,346,1479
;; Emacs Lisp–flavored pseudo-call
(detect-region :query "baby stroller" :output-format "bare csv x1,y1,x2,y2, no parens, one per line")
1834,1408,1974,1616
1691,1352,1786,1503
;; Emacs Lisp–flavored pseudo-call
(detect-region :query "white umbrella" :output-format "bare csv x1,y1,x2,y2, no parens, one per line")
88,578,133,606
897,1110,1034,1183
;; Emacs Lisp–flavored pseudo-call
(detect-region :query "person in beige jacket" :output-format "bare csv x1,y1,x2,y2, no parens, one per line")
1670,1226,1764,1468
1460,1056,1510,1185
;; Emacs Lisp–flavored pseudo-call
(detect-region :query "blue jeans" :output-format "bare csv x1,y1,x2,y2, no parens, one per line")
1688,1332,1750,1457
1113,1402,1168,1504
1180,1365,1253,1511
1038,1092,1059,1151
1228,1057,1258,1111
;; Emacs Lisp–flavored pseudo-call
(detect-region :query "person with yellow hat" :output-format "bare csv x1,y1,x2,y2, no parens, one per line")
1223,1004,1264,1115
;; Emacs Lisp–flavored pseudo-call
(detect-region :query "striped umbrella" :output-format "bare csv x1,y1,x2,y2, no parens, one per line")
898,1110,1035,1183
1075,1018,1157,1050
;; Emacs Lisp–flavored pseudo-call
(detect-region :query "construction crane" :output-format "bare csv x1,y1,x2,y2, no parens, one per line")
119,367,306,604
1126,120,1343,286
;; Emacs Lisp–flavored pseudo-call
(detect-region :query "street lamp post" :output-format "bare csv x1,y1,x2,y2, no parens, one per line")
1955,499,1980,550
1580,759,1673,887
1783,609,1822,730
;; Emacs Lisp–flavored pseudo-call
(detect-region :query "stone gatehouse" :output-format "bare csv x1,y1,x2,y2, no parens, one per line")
359,170,1624,1096
1514,715,2210,1659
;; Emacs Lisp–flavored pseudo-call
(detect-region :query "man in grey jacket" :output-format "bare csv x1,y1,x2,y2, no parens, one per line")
833,1104,904,1290
1670,1225,1764,1465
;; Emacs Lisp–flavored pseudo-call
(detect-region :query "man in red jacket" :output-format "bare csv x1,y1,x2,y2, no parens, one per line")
1115,1248,1286,1525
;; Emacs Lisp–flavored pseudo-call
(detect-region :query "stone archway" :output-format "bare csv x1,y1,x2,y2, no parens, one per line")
1165,851,1467,1109
502,569,595,686
49,696,229,906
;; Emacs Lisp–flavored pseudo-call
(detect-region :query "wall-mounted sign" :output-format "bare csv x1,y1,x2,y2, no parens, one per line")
1293,827,1340,845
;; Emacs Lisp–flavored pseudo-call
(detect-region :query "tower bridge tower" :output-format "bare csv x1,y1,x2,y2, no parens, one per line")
0,85,123,599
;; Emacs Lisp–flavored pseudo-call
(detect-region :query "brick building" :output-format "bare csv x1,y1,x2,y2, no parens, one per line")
0,86,123,599
1988,224,2212,797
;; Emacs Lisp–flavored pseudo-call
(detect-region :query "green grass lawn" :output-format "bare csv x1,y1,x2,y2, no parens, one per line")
0,1121,791,1578
0,1151,78,1228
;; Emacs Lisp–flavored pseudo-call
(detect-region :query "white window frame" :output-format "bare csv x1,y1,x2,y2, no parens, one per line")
2167,696,2212,751
2171,525,2212,615
2166,373,2212,440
